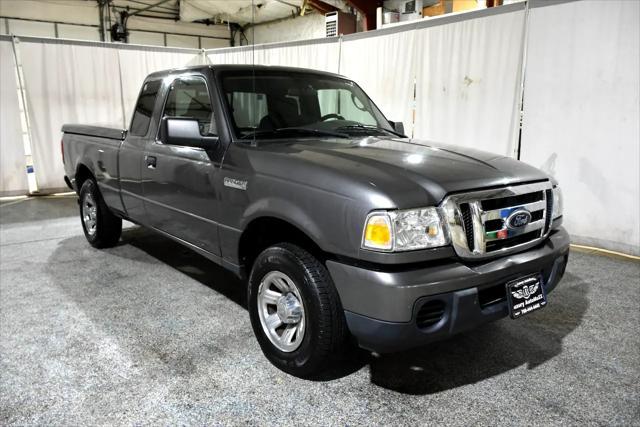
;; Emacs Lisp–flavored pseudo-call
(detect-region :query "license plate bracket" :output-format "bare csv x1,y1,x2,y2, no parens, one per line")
506,274,546,319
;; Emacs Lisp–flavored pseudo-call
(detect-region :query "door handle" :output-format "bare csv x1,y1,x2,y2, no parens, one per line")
145,155,157,169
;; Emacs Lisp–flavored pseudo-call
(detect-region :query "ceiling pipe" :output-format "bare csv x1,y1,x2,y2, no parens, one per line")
126,0,173,17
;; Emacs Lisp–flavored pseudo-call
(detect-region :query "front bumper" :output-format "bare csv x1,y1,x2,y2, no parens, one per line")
326,227,570,353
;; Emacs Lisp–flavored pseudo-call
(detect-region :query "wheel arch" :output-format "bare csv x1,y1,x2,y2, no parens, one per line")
238,216,328,277
74,163,95,194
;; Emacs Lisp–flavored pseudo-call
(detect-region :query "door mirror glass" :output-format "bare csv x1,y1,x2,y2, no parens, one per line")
163,117,217,148
389,121,405,136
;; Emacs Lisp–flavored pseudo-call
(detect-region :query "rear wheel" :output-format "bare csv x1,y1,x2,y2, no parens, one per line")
79,179,122,248
248,243,347,378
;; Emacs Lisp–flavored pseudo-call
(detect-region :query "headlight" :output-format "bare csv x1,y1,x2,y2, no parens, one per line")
552,186,563,220
362,207,449,252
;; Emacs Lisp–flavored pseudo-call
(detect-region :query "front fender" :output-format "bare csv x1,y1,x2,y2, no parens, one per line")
242,196,327,250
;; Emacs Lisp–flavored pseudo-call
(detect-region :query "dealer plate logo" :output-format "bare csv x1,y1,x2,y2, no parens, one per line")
511,281,539,299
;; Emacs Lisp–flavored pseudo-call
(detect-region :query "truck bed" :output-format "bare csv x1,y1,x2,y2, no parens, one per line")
61,124,126,140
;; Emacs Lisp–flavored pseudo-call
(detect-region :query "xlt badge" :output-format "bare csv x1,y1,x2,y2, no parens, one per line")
224,177,248,191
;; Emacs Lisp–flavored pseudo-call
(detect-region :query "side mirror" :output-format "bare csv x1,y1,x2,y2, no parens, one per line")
162,117,218,148
389,121,405,136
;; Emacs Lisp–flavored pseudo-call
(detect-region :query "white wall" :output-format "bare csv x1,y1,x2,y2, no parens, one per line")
6,19,55,38
247,13,326,45
0,0,230,48
0,0,98,25
520,0,640,255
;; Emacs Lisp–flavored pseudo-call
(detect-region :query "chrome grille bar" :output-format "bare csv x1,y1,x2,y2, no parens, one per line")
440,181,554,260
481,199,547,221
484,219,545,241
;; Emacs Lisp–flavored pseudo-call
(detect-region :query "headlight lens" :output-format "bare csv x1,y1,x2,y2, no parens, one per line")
552,186,563,220
362,207,449,252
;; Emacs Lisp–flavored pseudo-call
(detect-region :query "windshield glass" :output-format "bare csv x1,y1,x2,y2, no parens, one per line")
220,71,396,140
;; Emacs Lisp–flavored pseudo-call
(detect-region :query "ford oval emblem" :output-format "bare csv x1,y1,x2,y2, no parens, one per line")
507,210,532,229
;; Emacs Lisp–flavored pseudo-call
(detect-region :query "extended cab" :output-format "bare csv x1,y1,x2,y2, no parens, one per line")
62,65,569,377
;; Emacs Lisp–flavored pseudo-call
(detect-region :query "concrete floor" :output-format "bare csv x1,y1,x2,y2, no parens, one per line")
1,196,639,425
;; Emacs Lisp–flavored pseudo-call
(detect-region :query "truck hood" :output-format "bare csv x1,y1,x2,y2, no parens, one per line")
252,136,550,208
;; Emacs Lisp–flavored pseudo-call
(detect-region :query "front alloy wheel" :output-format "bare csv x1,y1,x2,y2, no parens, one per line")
257,271,306,352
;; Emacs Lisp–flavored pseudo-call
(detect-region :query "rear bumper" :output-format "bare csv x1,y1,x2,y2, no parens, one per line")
326,227,570,353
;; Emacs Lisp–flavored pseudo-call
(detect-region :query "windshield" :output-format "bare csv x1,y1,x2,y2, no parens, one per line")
220,70,397,140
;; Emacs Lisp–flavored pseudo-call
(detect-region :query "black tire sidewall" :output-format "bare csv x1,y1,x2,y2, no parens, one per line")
248,245,333,376
79,180,101,245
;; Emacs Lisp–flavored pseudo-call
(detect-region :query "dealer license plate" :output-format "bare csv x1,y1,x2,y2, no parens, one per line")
506,274,547,319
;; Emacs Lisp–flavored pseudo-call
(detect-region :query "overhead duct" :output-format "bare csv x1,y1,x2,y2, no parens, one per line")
180,0,300,25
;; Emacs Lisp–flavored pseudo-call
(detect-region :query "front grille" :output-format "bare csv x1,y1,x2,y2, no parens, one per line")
459,203,475,251
481,191,543,210
544,189,553,233
485,218,504,232
441,181,553,259
531,210,544,222
486,230,541,252
416,300,446,329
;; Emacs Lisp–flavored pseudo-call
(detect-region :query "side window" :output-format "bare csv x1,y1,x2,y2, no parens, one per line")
164,77,216,136
130,79,161,136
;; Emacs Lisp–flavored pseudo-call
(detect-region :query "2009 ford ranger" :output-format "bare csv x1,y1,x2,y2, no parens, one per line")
62,65,569,377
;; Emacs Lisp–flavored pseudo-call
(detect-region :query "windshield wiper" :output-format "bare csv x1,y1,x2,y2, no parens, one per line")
337,124,404,137
240,127,349,140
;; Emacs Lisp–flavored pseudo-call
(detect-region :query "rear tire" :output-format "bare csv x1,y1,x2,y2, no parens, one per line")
248,243,347,378
79,179,122,248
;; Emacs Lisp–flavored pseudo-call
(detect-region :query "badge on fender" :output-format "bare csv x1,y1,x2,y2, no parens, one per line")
224,177,248,190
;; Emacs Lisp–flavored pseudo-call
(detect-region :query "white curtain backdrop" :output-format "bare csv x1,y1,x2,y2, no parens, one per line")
0,39,28,195
413,8,525,155
340,30,417,135
118,47,205,127
520,0,640,255
207,47,254,65
208,40,339,73
18,40,123,190
12,39,201,191
208,7,526,156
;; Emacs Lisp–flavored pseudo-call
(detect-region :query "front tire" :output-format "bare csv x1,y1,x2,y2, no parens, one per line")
79,179,122,248
248,243,347,378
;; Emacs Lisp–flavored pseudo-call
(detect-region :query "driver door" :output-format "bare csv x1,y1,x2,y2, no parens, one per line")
142,74,221,256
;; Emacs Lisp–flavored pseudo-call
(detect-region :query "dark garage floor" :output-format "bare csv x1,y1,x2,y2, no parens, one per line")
1,196,639,425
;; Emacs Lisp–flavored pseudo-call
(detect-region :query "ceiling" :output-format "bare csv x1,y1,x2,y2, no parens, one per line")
181,0,300,25
109,0,350,26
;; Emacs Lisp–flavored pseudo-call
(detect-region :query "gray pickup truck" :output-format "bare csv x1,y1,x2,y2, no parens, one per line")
62,65,569,377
